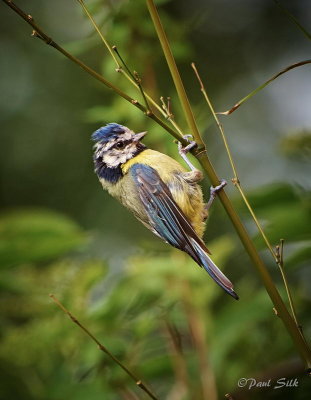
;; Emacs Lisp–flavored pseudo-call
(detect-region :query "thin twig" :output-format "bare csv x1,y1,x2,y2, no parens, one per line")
275,240,300,328
191,63,239,179
112,46,151,114
218,59,311,115
112,46,136,80
77,0,119,65
192,61,309,333
273,0,311,41
77,0,185,135
1,0,185,144
193,59,311,363
235,184,277,260
192,62,308,338
192,62,277,261
160,96,184,136
160,96,173,118
134,71,152,114
49,294,159,400
134,71,152,115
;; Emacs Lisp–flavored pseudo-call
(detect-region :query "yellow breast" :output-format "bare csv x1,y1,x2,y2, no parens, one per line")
122,149,186,176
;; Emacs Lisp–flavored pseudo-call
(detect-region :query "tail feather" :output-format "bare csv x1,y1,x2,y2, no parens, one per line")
190,239,239,300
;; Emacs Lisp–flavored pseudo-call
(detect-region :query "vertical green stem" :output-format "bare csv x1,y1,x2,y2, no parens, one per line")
276,241,299,329
191,63,303,331
146,0,311,370
146,0,204,148
196,155,311,368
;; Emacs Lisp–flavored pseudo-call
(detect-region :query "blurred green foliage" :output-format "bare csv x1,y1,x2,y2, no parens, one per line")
235,183,311,249
0,184,310,399
1,0,311,399
0,209,85,268
279,130,311,161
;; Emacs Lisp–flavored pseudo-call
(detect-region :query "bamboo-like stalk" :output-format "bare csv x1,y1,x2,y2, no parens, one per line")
146,0,205,151
50,295,159,400
145,0,311,370
191,62,305,341
191,61,277,260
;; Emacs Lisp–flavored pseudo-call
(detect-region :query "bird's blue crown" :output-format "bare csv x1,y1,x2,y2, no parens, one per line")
92,123,126,143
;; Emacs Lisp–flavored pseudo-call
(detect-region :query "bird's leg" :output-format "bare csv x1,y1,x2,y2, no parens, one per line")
205,179,227,215
178,135,198,171
178,136,203,183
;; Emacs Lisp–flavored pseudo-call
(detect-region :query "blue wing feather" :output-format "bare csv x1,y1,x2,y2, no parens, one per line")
130,163,238,300
131,163,202,263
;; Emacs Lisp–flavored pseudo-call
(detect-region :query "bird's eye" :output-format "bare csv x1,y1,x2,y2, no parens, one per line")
116,141,125,149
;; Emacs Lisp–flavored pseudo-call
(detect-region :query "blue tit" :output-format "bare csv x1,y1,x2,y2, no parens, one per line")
92,123,238,300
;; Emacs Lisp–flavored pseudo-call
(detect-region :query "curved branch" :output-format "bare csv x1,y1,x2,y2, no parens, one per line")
218,60,311,115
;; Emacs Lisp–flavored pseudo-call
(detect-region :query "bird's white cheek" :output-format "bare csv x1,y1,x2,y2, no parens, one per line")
103,153,120,167
124,144,137,159
118,150,132,164
101,144,137,167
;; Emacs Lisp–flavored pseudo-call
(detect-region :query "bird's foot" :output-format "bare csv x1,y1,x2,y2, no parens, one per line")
178,135,197,155
205,179,227,212
178,135,198,171
211,179,227,196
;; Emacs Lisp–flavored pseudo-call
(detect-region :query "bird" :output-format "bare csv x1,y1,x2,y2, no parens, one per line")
92,123,238,300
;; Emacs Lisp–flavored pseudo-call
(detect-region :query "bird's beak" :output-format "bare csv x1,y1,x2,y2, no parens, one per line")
133,131,147,142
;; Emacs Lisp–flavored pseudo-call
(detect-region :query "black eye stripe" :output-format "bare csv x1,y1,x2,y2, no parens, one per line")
113,139,132,149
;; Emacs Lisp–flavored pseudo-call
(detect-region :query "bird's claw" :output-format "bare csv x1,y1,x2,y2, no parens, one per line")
205,180,227,212
210,179,227,197
182,134,194,142
178,135,198,155
177,136,199,171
